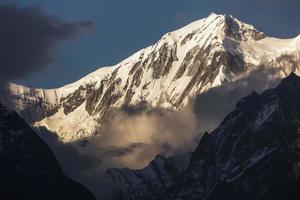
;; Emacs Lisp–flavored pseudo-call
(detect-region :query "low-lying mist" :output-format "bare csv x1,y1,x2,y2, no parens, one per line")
95,105,199,169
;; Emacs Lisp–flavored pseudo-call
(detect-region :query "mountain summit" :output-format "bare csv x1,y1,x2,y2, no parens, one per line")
6,13,300,143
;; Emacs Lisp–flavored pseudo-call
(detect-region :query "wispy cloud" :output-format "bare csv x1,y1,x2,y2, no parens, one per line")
0,4,92,92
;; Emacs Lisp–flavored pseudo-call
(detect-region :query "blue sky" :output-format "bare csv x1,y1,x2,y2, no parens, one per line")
14,0,300,88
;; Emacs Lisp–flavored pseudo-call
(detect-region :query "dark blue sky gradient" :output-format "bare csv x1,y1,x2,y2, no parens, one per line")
13,0,300,88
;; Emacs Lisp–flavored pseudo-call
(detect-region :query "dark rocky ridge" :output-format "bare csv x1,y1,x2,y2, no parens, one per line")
0,103,96,200
175,73,300,200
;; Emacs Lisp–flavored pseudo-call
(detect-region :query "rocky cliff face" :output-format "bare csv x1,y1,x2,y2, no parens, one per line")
108,73,300,200
0,103,95,200
175,73,300,200
6,13,300,143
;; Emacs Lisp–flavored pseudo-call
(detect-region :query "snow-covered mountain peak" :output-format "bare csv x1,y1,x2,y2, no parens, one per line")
170,13,264,45
6,13,300,143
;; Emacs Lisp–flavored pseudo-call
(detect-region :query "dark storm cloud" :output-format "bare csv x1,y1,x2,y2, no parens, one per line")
0,4,92,85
